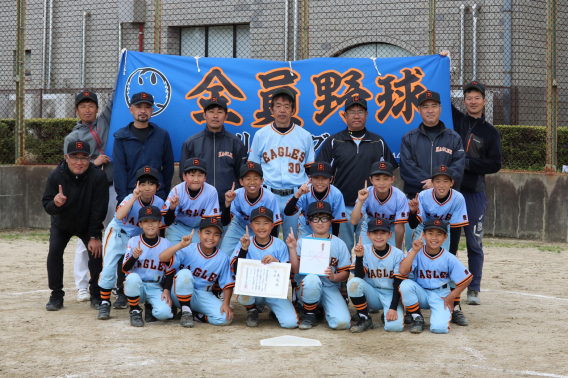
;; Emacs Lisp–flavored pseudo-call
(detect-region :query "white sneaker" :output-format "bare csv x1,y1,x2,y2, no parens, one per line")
77,289,90,302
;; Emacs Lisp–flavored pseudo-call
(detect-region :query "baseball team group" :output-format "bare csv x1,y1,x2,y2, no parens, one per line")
41,51,502,334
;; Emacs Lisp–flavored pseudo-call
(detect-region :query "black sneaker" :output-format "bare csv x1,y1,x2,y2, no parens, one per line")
410,315,425,334
113,293,128,309
350,316,373,333
145,303,157,323
299,313,316,330
180,311,194,328
46,296,64,311
130,310,144,327
90,297,102,310
451,309,469,326
246,309,259,327
404,312,413,325
98,302,111,320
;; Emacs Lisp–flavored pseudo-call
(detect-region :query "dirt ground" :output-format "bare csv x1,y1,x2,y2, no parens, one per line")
1,230,567,378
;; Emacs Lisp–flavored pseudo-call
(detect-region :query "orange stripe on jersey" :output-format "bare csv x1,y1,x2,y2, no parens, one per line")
455,274,473,288
103,228,114,260
331,219,348,224
311,186,330,201
252,236,274,250
270,122,296,135
422,246,444,260
432,188,453,206
140,235,162,249
197,244,219,259
244,188,264,206
450,221,469,228
394,219,408,224
223,282,235,290
374,187,393,205
185,183,204,200
336,265,351,272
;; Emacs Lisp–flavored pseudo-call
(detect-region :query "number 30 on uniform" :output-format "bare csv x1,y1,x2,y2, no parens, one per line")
288,162,301,173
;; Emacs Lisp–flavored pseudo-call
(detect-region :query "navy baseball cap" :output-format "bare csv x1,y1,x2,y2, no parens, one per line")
130,92,154,106
136,166,159,181
184,157,207,174
250,206,274,222
344,94,368,111
307,201,332,217
203,96,228,111
240,161,263,178
309,162,333,178
200,217,223,233
423,219,448,234
271,86,296,104
370,161,394,177
418,90,441,105
463,81,486,97
431,165,454,181
66,140,91,155
75,90,98,107
367,217,391,232
138,205,162,222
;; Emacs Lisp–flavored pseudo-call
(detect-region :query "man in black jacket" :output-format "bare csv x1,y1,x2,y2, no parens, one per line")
179,97,248,206
42,140,109,311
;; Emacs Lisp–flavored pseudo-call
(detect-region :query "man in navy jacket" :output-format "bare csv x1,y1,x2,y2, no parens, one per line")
112,92,174,203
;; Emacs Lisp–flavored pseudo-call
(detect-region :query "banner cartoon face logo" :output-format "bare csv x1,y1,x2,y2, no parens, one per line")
125,67,171,116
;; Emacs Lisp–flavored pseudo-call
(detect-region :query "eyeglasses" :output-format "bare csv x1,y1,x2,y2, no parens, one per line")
309,216,331,223
69,156,90,162
346,110,365,116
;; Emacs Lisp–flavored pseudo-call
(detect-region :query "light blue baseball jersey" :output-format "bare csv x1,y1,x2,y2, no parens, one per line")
292,184,347,228
230,236,290,271
350,244,405,290
230,187,283,227
407,247,473,289
416,188,469,228
168,243,235,291
113,194,165,236
249,123,315,189
161,182,220,227
358,186,409,225
295,235,352,289
123,235,171,283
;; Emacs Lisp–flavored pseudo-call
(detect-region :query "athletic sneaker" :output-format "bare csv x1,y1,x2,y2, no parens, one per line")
451,309,469,326
180,311,194,328
404,312,413,325
466,289,481,305
410,315,425,334
130,310,144,327
246,309,259,327
299,313,316,330
113,293,128,309
98,302,111,320
46,296,64,311
90,297,102,310
77,289,90,302
350,316,373,333
144,303,157,323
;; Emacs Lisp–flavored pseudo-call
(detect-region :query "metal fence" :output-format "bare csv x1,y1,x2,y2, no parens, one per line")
4,0,566,171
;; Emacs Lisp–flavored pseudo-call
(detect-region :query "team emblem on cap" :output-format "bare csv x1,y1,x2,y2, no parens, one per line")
76,142,83,149
259,207,266,214
439,166,447,172
248,162,255,169
145,208,152,215
426,91,432,97
141,93,147,99
472,81,478,84
379,162,386,170
376,219,383,225
317,202,324,209
317,163,324,171
353,95,359,101
212,97,218,102
211,218,218,224
434,220,441,226
193,159,199,165
83,91,89,96
144,167,151,173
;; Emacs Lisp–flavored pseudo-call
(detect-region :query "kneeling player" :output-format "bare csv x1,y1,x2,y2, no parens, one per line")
287,201,351,330
231,207,298,329
399,219,473,334
348,217,404,333
158,217,234,328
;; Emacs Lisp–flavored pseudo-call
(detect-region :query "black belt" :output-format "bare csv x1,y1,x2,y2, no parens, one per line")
425,283,448,290
263,185,297,197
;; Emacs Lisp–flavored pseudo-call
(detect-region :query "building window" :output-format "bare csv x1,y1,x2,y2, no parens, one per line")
13,50,32,76
180,25,250,58
336,43,413,58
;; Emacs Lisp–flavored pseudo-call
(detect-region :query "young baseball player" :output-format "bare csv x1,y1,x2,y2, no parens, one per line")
283,161,347,238
348,217,405,333
97,166,165,320
408,165,470,326
286,201,352,330
230,206,299,328
122,206,180,327
350,161,409,250
399,219,473,334
219,162,282,256
162,157,220,245
158,217,235,327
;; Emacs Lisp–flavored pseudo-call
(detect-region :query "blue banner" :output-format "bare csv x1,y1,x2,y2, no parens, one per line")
107,51,452,162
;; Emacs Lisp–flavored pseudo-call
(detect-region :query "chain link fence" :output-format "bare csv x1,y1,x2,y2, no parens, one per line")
2,0,566,171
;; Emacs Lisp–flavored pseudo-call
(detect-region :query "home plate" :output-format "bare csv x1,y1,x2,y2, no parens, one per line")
260,335,322,347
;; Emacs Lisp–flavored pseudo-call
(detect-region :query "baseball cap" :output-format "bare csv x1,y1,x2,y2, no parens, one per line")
240,161,263,178
463,81,486,97
367,217,391,232
138,205,162,222
66,140,91,155
250,206,274,222
370,161,394,177
75,90,98,107
184,157,207,174
200,217,223,234
136,166,159,181
307,201,332,217
344,94,368,111
423,219,448,234
418,90,441,105
431,165,454,181
309,162,333,178
130,92,154,106
203,96,228,111
271,86,296,103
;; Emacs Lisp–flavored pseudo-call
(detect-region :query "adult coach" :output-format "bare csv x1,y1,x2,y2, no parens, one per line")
249,86,315,240
64,91,117,303
42,140,109,310
113,92,174,204
316,95,398,251
179,97,248,207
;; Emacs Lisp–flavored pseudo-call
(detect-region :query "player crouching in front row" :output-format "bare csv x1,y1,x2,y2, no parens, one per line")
348,217,405,333
287,201,352,330
158,217,234,328
399,219,473,334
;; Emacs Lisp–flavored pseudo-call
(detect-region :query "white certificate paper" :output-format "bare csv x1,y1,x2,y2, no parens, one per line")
299,237,331,276
234,259,291,299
